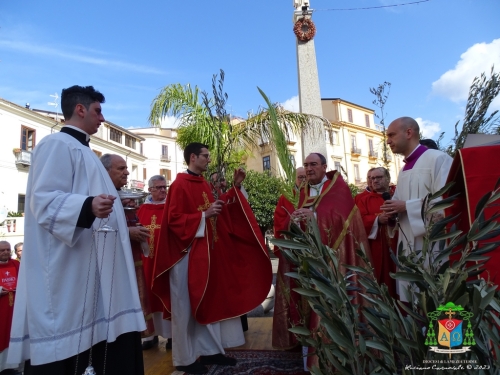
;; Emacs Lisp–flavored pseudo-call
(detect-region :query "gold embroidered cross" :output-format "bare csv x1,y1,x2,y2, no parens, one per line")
144,214,161,258
197,192,218,242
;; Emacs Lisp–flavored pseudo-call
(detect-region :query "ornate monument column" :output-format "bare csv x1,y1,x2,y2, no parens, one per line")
293,0,327,158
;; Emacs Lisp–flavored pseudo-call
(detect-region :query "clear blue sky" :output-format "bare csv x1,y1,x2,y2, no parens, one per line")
1,0,499,146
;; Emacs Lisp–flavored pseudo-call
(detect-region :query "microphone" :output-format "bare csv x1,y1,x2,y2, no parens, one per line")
381,192,396,226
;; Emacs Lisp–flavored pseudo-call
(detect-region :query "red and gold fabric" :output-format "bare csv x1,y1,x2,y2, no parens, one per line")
125,210,154,337
0,259,19,352
356,191,397,298
272,194,302,350
152,173,273,324
137,203,165,313
298,171,372,369
446,145,500,285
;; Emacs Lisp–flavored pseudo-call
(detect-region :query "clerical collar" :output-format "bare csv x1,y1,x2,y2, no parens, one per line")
61,126,90,147
309,175,328,195
403,144,428,171
186,169,201,177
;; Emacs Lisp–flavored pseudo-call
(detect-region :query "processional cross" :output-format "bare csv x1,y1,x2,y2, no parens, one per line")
144,215,161,257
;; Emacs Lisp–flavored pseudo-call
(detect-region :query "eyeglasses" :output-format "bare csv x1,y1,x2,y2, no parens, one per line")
370,176,385,181
297,175,307,180
198,153,211,159
152,186,167,190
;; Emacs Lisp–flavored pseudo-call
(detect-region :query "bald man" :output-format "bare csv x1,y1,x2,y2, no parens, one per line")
381,117,452,301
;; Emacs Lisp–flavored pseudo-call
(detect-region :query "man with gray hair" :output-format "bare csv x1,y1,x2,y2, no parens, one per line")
137,175,171,351
356,167,397,298
381,116,452,301
1,240,20,372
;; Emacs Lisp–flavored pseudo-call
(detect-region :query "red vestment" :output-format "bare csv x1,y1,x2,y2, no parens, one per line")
0,259,19,352
272,194,302,350
298,171,372,368
446,145,500,284
356,191,397,298
137,203,165,314
125,210,155,337
152,173,272,324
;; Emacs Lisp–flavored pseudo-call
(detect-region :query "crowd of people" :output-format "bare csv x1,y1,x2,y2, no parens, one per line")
0,85,457,375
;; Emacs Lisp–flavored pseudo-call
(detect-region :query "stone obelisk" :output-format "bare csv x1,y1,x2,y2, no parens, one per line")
294,0,327,158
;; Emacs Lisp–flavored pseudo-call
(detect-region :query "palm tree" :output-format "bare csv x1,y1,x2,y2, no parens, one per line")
148,70,330,205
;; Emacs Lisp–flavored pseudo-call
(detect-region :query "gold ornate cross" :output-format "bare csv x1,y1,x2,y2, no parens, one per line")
144,215,161,258
445,308,455,320
197,192,218,242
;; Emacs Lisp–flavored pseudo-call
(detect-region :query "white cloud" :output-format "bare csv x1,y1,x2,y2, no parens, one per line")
281,95,299,112
0,40,165,75
432,38,500,104
415,117,441,139
160,115,180,128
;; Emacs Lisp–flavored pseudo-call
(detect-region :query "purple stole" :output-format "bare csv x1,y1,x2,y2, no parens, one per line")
402,145,428,171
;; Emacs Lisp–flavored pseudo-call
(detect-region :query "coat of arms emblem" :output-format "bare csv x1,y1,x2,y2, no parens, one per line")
425,302,475,356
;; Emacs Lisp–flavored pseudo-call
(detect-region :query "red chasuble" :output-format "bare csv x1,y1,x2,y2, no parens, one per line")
125,210,155,337
137,203,165,313
356,191,397,298
272,194,302,349
0,259,19,352
445,145,500,285
298,171,372,369
152,173,273,324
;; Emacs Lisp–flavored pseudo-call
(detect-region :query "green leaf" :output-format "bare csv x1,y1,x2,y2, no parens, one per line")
391,272,425,282
288,326,311,336
428,181,455,201
429,230,462,242
365,340,391,354
270,238,312,250
468,221,500,241
479,289,497,310
293,288,321,297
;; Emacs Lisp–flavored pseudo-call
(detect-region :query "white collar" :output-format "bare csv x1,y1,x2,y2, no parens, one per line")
309,175,328,189
65,125,90,142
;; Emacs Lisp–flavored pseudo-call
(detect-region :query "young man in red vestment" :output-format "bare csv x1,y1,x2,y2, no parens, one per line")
289,153,372,369
0,241,20,373
101,154,155,338
136,175,172,351
152,143,272,374
272,167,306,350
356,167,397,298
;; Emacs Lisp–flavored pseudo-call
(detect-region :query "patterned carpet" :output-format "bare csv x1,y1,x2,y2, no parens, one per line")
195,350,309,375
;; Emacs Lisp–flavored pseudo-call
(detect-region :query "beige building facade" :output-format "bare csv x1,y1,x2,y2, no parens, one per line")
245,98,402,187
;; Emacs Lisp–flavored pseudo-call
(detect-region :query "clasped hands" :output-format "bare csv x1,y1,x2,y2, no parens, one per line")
380,199,406,218
291,208,314,222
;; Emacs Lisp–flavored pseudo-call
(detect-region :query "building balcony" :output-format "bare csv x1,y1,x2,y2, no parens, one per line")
14,149,32,166
368,150,378,159
351,147,361,156
160,154,171,162
385,153,393,161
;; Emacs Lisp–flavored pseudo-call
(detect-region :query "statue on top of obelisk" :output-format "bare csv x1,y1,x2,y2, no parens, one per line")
293,0,327,159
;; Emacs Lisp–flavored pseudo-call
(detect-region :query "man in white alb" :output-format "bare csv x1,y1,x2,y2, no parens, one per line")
381,116,452,300
8,85,146,375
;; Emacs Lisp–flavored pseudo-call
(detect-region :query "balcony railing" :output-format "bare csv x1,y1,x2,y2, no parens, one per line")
351,147,361,155
385,153,393,161
369,150,378,158
15,150,32,166
160,154,171,162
